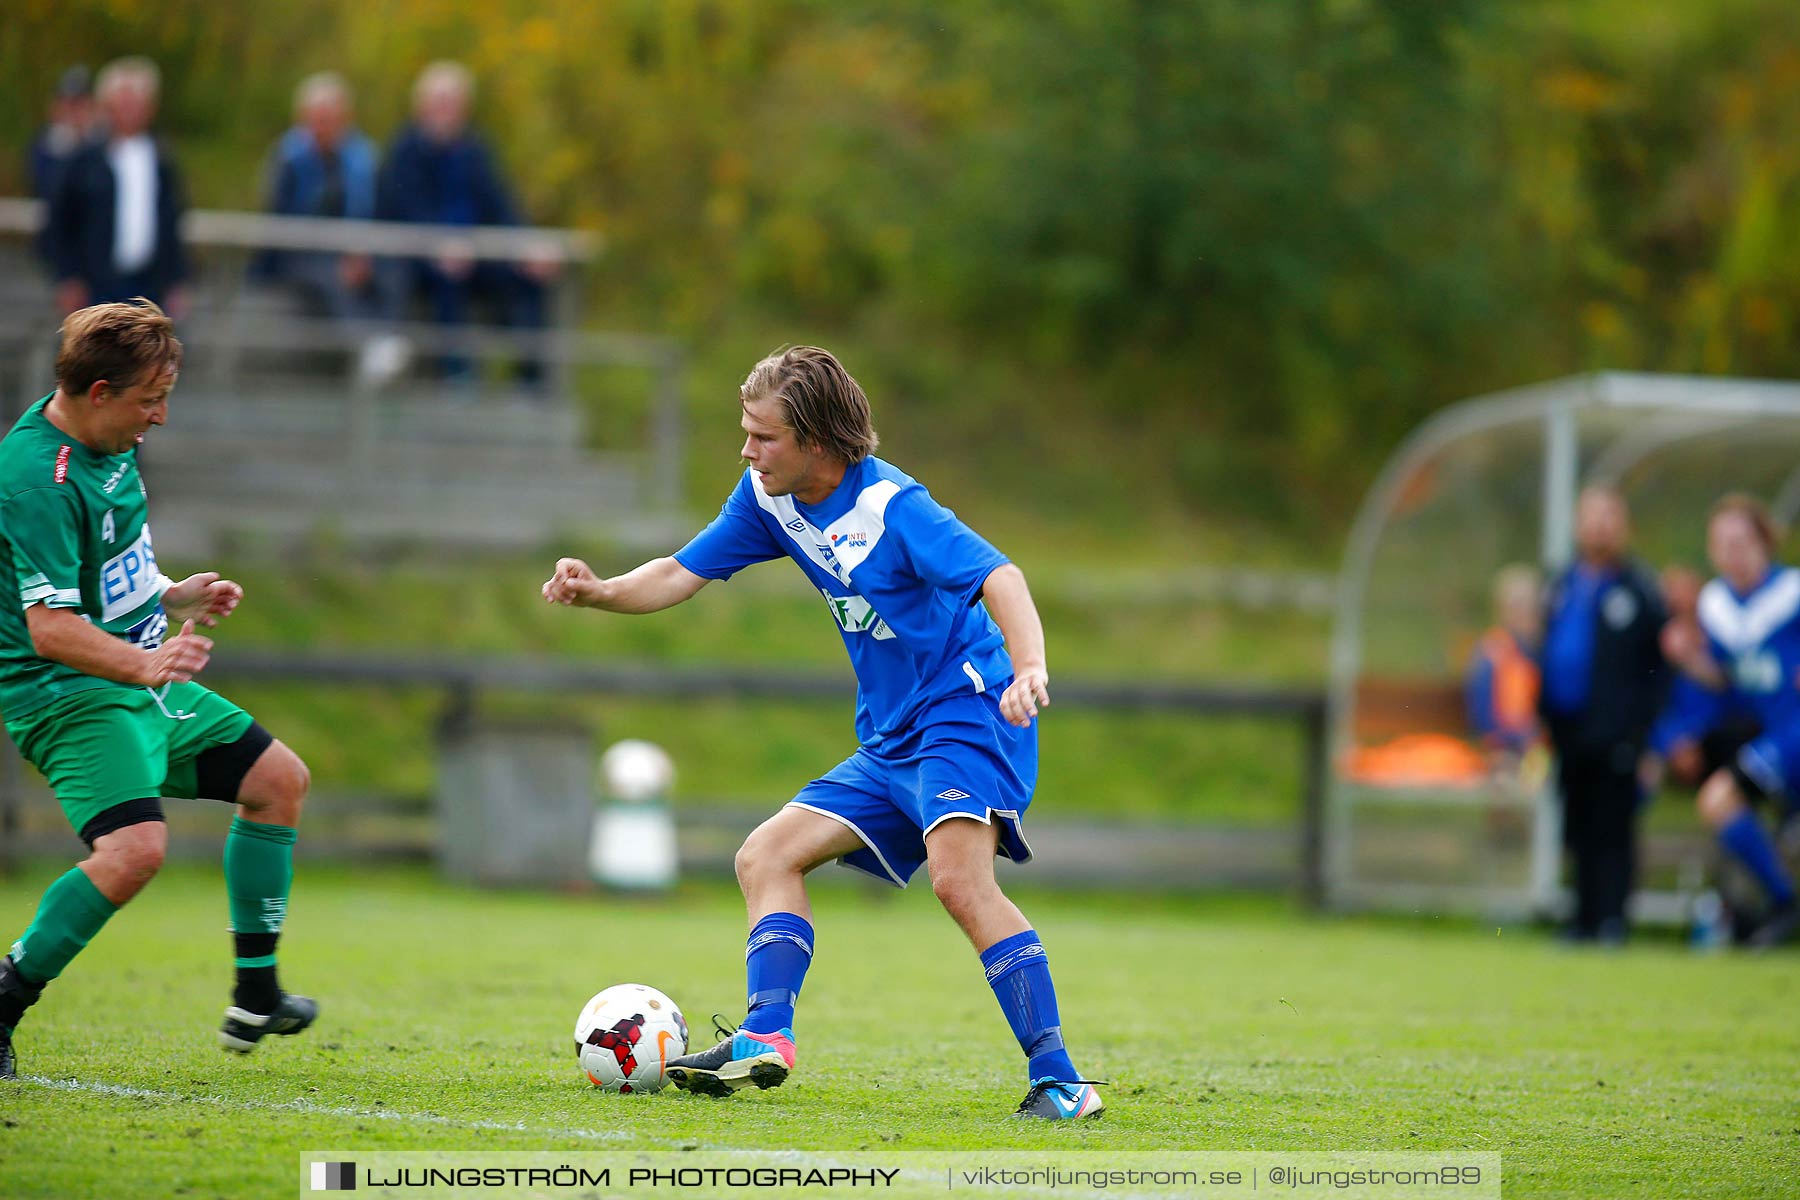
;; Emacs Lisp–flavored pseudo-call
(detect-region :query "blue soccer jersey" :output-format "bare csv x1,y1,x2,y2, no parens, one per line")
1697,566,1800,730
674,457,1014,747
1695,565,1800,799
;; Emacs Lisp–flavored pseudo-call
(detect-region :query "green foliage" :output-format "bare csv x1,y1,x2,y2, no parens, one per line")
9,2,1800,529
1,866,1796,1197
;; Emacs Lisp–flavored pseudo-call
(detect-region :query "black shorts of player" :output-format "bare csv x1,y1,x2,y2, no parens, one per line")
76,722,276,847
1728,758,1777,807
1705,715,1762,786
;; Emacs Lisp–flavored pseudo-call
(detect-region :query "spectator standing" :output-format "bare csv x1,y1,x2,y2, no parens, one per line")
376,61,554,385
28,67,96,201
1540,487,1669,943
43,58,189,315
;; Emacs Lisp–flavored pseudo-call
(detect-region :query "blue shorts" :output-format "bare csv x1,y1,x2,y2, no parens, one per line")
787,690,1037,888
1734,724,1800,814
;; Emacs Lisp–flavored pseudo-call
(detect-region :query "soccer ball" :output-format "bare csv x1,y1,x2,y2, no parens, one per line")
573,983,688,1093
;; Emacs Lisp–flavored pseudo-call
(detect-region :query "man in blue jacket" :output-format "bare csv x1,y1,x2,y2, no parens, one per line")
376,61,554,385
260,72,393,324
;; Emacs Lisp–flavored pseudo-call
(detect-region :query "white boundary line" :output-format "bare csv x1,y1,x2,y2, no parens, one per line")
17,1075,642,1142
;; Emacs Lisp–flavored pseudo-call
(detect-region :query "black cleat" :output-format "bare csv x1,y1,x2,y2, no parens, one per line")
220,992,318,1053
0,955,45,1080
665,1016,794,1098
1747,902,1800,950
1012,1078,1106,1120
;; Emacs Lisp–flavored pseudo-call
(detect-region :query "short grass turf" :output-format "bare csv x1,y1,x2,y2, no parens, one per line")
0,864,1795,1199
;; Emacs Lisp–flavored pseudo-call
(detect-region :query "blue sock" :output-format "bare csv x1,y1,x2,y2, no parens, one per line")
740,913,813,1035
1719,812,1795,907
981,929,1078,1082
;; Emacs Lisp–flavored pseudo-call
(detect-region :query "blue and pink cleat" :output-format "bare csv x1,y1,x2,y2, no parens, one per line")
666,1022,795,1097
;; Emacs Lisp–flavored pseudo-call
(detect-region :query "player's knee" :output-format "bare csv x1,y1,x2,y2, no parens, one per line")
242,744,310,825
94,821,167,892
732,838,757,890
734,832,783,890
1697,771,1744,828
735,818,809,889
284,752,312,811
928,861,994,921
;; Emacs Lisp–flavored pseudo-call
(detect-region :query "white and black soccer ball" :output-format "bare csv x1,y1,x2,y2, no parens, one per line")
573,983,688,1093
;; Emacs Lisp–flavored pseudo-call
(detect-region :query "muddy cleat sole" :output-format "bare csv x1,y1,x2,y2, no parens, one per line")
220,993,318,1053
666,1027,794,1097
1012,1078,1105,1120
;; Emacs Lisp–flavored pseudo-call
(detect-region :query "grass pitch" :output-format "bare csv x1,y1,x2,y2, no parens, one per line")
0,863,1795,1199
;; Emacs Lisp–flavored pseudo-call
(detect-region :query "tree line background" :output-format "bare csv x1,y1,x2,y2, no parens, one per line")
6,0,1800,540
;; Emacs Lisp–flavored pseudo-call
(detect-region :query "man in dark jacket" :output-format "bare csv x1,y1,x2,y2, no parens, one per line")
1540,486,1669,943
28,66,95,202
42,58,188,315
376,61,553,385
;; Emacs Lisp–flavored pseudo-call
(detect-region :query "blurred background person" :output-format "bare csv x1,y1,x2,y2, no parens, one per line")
42,56,189,316
376,60,553,388
259,71,410,388
1465,563,1543,769
1647,565,1761,793
1539,487,1668,944
1662,495,1800,947
259,71,383,322
28,66,95,202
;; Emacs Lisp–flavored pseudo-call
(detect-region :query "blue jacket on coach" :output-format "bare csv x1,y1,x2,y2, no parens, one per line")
1539,557,1669,760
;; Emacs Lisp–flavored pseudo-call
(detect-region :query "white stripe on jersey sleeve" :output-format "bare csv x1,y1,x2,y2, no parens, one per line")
18,573,80,610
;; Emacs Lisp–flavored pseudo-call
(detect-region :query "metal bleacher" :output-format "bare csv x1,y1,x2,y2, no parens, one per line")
0,199,688,558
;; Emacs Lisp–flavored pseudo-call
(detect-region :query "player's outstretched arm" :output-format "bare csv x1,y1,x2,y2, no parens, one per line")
982,563,1050,728
25,605,212,687
541,556,711,614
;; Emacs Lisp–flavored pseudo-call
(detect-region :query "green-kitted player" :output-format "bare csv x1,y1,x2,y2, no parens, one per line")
0,301,315,1081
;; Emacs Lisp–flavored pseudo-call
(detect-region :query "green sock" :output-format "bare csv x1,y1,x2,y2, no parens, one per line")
10,866,118,985
225,816,296,940
224,817,296,1013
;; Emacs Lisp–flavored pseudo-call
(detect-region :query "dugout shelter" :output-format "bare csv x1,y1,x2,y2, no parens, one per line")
1327,372,1800,920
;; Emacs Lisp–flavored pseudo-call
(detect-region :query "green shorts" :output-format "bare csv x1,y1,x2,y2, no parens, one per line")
6,682,257,837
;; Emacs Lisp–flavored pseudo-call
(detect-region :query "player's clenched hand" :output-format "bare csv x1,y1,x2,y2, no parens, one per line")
1000,666,1050,728
543,557,603,607
142,619,212,685
163,572,244,627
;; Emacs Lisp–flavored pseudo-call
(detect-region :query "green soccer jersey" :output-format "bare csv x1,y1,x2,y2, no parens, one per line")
0,395,169,718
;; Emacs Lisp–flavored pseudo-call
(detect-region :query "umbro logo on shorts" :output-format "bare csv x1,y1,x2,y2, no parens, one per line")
936,788,971,801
